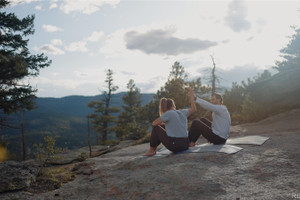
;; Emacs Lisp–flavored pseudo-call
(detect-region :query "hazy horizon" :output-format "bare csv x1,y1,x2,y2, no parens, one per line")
4,0,300,98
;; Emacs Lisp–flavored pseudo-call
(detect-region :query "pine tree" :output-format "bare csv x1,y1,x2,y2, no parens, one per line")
116,79,148,140
88,69,120,143
275,26,300,72
223,70,272,123
155,61,189,109
143,61,208,123
0,0,51,128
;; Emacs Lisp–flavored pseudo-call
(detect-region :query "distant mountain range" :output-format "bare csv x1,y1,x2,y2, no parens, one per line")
1,92,154,157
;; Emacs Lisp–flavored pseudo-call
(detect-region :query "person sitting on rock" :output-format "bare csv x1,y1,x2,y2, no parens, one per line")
144,88,196,156
188,92,231,146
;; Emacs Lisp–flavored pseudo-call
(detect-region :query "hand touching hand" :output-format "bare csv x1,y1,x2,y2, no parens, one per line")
187,87,195,99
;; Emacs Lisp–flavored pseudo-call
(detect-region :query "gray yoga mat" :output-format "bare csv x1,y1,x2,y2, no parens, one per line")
226,135,270,145
156,144,243,156
155,135,270,156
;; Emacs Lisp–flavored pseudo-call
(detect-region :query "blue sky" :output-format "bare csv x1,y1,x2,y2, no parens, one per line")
4,0,300,97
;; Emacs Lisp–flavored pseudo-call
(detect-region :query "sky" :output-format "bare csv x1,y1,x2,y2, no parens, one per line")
4,0,300,98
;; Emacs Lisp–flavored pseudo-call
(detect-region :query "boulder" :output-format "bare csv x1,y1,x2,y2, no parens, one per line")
0,160,38,193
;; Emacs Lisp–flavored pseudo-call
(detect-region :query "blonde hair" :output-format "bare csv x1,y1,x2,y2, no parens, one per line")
159,98,175,116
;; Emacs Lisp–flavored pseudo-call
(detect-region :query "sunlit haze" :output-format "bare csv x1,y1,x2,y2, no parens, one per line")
5,0,300,97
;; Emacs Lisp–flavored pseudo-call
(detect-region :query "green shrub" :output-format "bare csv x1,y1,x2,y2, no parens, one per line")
100,140,120,146
34,135,65,168
76,152,88,162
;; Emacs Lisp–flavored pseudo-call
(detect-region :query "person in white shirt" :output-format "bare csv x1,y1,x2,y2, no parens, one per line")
144,88,196,156
188,92,231,146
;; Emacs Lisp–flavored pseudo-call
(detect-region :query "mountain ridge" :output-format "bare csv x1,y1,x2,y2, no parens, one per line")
1,92,155,157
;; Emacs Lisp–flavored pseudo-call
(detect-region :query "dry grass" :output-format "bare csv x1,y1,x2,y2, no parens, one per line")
28,164,76,193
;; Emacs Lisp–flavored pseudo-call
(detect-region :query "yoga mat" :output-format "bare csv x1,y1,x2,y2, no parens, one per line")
154,135,270,156
226,135,270,145
155,144,243,156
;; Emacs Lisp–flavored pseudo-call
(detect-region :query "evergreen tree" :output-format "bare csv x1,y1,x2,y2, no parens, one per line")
223,82,246,115
0,0,51,128
275,26,300,72
140,99,159,125
156,61,190,109
122,79,142,119
223,70,272,123
88,69,120,143
143,61,208,123
116,79,148,140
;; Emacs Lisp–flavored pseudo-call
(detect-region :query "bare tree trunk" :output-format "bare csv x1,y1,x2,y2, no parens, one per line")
102,121,108,143
87,116,92,158
89,69,119,144
103,87,111,143
95,133,99,145
210,55,216,94
20,112,26,161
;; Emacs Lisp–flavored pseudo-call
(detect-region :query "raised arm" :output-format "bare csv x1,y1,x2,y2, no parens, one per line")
195,97,220,112
188,87,197,116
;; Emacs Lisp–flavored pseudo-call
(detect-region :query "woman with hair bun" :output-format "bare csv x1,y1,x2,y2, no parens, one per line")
144,88,196,156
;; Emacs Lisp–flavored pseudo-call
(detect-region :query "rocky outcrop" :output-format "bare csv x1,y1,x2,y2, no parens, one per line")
48,140,136,165
0,109,300,199
0,140,136,194
0,160,38,193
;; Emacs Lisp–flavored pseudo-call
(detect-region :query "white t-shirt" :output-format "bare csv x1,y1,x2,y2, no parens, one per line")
195,98,231,139
160,109,189,138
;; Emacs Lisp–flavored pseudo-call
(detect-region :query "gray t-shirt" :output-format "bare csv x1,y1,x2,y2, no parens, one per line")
160,109,189,138
195,98,231,139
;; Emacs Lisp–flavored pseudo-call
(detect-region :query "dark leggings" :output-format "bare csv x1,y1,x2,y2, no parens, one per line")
188,118,226,145
150,125,189,153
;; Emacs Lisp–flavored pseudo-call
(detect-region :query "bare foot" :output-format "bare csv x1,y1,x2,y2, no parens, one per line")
144,150,156,156
144,147,157,156
189,142,195,147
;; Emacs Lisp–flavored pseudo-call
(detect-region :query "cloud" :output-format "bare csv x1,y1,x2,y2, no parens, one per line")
9,0,120,13
64,41,88,52
74,71,88,77
34,44,65,55
120,71,135,76
59,0,120,14
85,31,104,42
225,0,251,32
124,29,218,56
9,0,41,6
247,36,254,41
136,76,165,93
51,39,63,46
35,5,42,10
42,25,64,32
49,3,58,9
